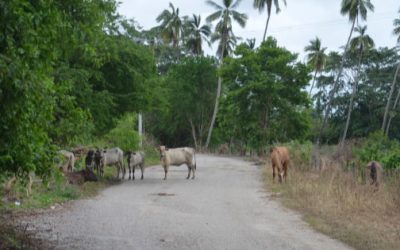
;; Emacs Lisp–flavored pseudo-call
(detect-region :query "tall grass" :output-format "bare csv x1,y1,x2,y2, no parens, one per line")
264,143,400,250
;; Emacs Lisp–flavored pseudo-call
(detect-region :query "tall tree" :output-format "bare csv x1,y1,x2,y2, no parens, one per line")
219,39,311,151
384,8,400,134
253,0,286,42
394,8,400,43
317,0,374,145
304,37,327,96
340,25,374,145
184,14,211,55
204,0,248,148
156,2,183,48
314,0,373,167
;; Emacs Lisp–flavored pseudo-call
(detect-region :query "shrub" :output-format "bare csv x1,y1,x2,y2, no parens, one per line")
282,140,313,170
98,113,140,152
355,131,400,170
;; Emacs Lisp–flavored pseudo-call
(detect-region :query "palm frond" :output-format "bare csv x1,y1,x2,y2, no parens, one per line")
206,10,222,23
206,0,223,10
232,11,248,28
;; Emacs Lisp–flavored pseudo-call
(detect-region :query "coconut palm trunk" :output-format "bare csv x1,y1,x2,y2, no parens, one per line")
319,18,356,139
313,18,356,168
262,13,271,42
205,52,224,148
309,70,318,96
385,63,400,135
340,50,363,147
382,62,400,132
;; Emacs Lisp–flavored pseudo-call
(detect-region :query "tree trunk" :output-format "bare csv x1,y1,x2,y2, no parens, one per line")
313,18,356,169
205,75,222,148
309,70,318,96
205,39,226,149
262,14,271,42
382,63,400,132
189,118,198,149
340,50,363,148
386,77,400,135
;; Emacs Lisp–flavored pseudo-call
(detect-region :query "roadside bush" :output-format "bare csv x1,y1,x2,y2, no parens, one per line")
355,131,400,170
97,113,140,152
282,141,313,170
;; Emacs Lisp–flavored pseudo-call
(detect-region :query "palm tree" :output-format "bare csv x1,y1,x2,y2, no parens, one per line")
184,14,212,55
394,8,400,43
204,0,248,148
253,0,286,42
340,25,374,146
156,2,183,48
246,38,256,49
304,37,327,96
314,0,374,168
383,9,400,135
319,0,374,133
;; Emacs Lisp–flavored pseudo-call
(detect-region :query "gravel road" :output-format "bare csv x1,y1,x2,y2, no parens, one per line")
21,154,351,250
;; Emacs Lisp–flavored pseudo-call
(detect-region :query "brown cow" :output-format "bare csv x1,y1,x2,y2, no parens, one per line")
270,146,291,183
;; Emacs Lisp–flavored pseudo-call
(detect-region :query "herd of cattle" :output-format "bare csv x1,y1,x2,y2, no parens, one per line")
269,146,382,188
58,145,381,188
58,146,196,181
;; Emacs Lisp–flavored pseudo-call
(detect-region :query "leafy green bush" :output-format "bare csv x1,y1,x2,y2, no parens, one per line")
283,140,313,170
97,113,140,152
356,131,400,170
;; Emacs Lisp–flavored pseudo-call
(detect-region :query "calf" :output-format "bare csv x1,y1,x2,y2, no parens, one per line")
127,151,145,180
270,146,291,183
58,150,75,173
95,148,125,179
159,146,196,180
66,168,98,185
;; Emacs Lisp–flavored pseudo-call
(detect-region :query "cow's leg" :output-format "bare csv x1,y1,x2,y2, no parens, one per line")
116,165,120,179
100,164,104,177
283,164,288,183
191,164,195,180
186,164,191,179
278,168,283,183
132,165,136,180
121,162,126,179
128,165,131,180
163,165,168,180
140,164,144,180
272,165,276,183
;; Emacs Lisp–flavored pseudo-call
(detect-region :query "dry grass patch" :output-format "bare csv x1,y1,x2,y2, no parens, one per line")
263,160,400,250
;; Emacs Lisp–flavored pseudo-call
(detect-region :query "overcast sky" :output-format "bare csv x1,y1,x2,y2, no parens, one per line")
118,0,399,61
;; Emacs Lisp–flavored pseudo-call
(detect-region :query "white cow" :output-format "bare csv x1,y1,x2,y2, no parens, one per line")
95,147,125,179
159,146,196,180
127,151,145,180
58,150,75,173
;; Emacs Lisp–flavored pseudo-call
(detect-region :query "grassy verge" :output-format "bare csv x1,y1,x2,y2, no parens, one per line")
263,145,400,250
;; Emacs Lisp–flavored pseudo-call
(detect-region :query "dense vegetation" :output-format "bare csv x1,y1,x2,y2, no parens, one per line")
1,0,400,182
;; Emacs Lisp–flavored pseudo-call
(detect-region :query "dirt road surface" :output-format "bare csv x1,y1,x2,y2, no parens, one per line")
21,155,351,250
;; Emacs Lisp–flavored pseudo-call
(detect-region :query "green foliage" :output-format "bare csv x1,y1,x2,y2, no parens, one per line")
98,113,140,152
146,56,217,147
0,0,60,178
217,38,312,150
283,141,313,170
0,0,156,179
356,131,400,169
316,47,400,143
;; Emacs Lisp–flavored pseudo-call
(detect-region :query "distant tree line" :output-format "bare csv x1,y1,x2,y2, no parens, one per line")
1,0,400,178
